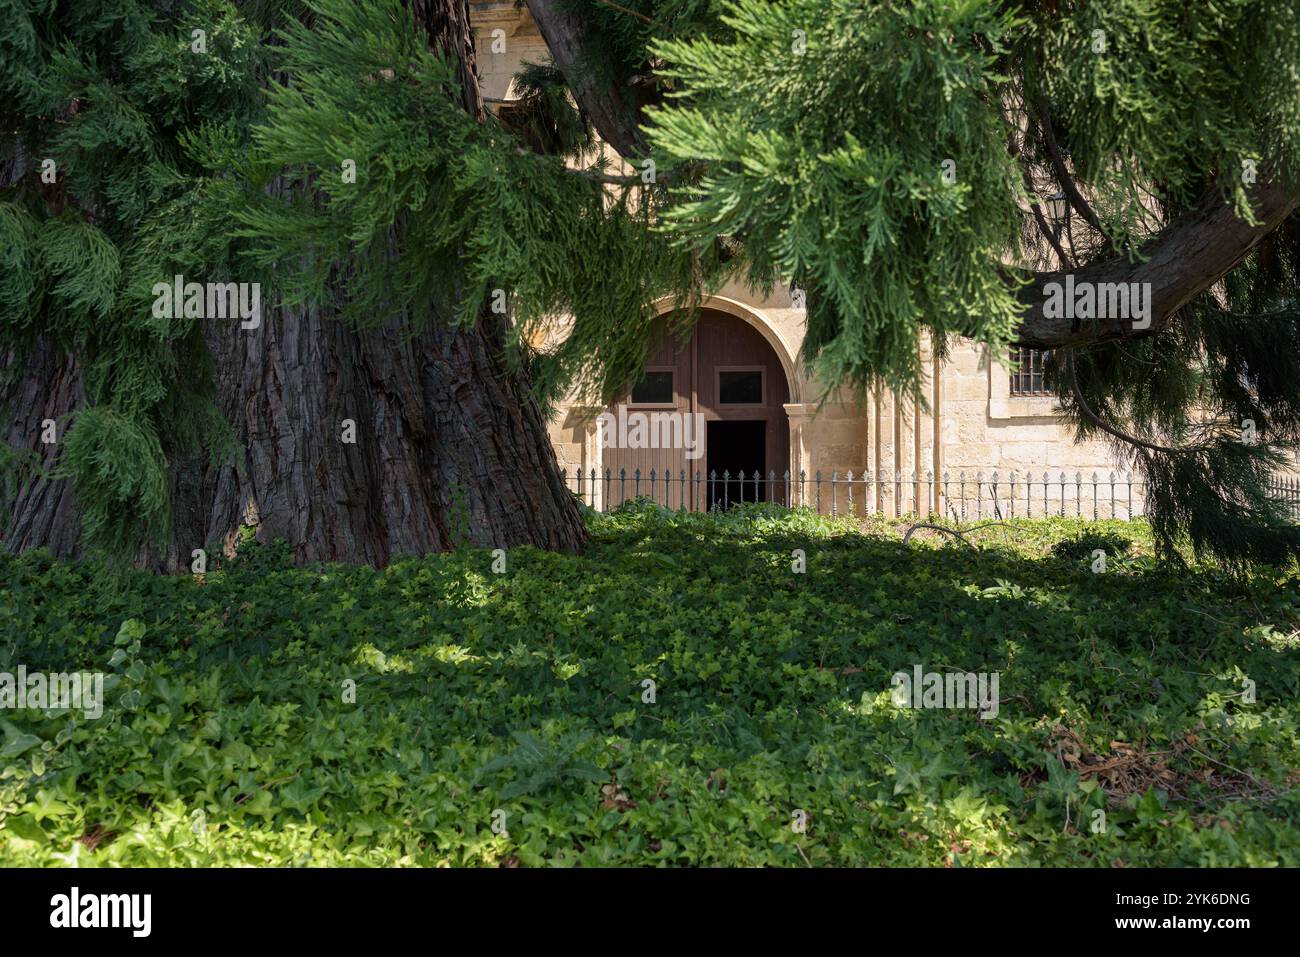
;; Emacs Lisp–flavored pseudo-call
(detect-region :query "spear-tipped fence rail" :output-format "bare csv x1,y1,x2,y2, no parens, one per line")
561,467,1300,522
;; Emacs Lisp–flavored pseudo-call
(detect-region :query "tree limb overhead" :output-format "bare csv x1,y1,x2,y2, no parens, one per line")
525,0,652,158
1013,180,1298,349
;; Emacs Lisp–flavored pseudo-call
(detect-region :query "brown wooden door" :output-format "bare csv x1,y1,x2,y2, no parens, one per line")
603,327,694,509
604,310,790,510
695,312,790,504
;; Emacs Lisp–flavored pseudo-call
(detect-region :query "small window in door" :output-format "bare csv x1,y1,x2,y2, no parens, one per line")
630,369,675,406
717,368,764,405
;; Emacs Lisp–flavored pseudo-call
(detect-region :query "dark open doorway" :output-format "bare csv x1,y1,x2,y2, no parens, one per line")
707,420,766,508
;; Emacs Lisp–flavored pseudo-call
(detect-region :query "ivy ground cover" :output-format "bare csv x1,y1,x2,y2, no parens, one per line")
1,504,1298,866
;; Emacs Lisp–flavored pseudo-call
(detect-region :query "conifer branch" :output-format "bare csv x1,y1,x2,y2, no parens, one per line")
1019,146,1073,270
525,0,655,158
1064,348,1183,454
592,0,653,24
1014,179,1299,349
1036,99,1109,251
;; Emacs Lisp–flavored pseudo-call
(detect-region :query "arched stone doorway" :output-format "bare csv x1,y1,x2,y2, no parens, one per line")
602,308,792,509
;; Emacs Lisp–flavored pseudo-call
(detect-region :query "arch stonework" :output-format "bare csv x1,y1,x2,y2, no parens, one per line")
650,294,817,496
552,291,837,509
651,295,805,405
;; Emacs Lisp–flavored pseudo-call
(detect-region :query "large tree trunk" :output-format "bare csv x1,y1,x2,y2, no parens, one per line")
1,338,86,559
1,0,586,569
3,308,585,569
165,303,584,567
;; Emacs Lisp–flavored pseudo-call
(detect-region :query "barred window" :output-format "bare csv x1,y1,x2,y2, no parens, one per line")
1009,347,1052,396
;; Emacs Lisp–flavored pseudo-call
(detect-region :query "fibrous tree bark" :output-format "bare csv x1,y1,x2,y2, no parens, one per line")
2,0,586,569
1,337,85,559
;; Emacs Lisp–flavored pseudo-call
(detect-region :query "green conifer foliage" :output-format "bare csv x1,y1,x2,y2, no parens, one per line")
1,0,704,561
2,0,264,558
634,0,1300,564
229,0,707,408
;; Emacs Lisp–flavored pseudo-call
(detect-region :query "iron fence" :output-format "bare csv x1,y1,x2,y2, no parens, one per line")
562,467,1300,522
1270,474,1300,519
